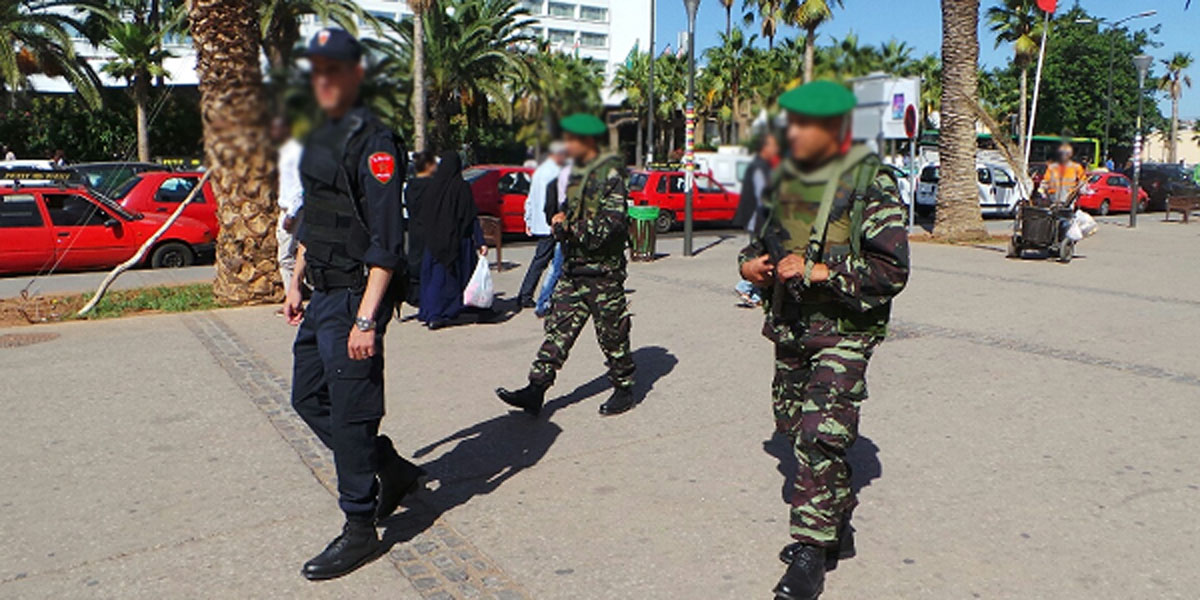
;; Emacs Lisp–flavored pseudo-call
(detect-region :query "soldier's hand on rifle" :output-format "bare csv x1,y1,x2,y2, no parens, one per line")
776,254,806,281
551,212,567,227
741,254,775,286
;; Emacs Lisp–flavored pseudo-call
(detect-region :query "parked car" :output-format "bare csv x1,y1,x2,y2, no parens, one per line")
694,149,753,193
1123,162,1200,211
915,162,1027,217
628,169,739,233
880,164,914,209
111,171,218,234
71,162,163,196
0,183,214,274
1077,171,1148,215
462,165,534,234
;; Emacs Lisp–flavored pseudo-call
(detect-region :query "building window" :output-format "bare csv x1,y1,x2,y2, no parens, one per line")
547,29,575,45
521,0,543,14
579,5,607,22
547,2,575,18
579,32,607,48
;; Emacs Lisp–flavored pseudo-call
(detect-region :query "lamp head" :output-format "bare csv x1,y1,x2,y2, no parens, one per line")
1133,54,1153,80
683,0,700,19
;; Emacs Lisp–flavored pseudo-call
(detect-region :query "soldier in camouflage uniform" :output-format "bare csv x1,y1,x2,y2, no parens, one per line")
496,113,638,417
738,81,910,600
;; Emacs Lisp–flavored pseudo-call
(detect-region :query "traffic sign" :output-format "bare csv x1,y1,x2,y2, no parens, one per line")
904,104,918,140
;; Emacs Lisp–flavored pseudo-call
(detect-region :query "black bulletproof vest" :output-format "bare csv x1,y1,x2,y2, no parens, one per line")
299,113,376,272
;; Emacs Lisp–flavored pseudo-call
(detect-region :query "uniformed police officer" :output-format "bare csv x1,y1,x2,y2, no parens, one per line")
283,28,424,581
738,81,910,600
495,114,638,417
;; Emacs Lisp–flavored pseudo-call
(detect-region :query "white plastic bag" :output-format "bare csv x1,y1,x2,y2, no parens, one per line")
1066,222,1083,242
463,252,494,309
1074,210,1098,237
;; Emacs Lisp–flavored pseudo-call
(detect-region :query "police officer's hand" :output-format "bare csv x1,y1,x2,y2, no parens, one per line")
348,328,376,361
283,287,305,325
741,254,775,286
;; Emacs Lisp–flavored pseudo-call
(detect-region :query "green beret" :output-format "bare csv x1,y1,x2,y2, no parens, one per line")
778,80,857,117
560,113,607,137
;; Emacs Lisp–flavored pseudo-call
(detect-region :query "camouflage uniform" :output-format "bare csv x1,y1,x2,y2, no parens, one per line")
740,146,909,547
528,152,635,390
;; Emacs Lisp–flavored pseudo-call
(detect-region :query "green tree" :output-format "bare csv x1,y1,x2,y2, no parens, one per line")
742,0,783,49
1157,52,1192,163
516,44,604,149
259,0,382,75
717,0,734,37
409,0,432,152
789,0,842,83
986,0,1041,168
0,0,107,108
101,18,174,162
702,28,757,143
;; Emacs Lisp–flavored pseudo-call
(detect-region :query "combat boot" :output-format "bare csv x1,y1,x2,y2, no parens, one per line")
780,521,855,570
598,387,637,416
301,519,382,580
496,382,546,416
773,544,826,600
375,434,428,521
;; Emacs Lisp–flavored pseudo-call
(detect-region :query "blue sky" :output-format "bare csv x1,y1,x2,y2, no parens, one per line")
652,0,1198,119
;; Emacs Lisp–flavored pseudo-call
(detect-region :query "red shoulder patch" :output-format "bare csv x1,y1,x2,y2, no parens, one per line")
368,152,395,184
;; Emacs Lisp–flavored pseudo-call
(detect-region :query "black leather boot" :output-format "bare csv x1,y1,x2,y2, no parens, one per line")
375,435,427,521
496,382,546,415
598,387,637,416
773,544,826,600
301,519,382,580
779,521,856,569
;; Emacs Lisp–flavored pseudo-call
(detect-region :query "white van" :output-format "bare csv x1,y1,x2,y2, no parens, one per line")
694,148,753,194
915,162,1027,217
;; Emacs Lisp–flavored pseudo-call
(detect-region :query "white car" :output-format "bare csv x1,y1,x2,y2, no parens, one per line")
915,162,1027,217
694,150,753,194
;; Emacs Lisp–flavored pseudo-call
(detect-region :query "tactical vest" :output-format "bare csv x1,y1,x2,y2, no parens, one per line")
762,145,892,336
564,152,628,263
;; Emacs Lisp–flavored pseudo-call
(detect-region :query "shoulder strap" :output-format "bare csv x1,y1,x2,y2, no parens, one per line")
803,145,875,284
848,154,882,259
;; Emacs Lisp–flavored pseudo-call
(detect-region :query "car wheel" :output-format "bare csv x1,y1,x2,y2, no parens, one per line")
1058,240,1074,264
1098,200,1110,216
150,242,194,269
916,205,934,218
655,210,676,234
1137,199,1147,214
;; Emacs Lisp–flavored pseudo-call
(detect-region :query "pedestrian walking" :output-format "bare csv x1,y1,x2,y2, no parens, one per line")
1043,143,1087,205
737,81,909,600
495,113,637,417
414,151,486,329
50,149,67,168
282,28,424,581
535,164,571,317
3,145,15,161
273,116,304,293
517,142,568,308
402,151,437,307
733,129,781,307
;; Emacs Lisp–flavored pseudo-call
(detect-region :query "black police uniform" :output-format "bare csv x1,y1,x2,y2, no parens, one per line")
292,104,413,522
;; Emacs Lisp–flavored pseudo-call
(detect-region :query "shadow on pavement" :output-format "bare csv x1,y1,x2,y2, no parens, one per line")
379,346,678,547
762,433,882,504
690,235,735,256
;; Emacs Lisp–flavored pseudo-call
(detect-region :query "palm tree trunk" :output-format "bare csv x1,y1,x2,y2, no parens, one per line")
412,10,428,152
1169,86,1179,163
134,73,151,162
725,6,731,37
189,0,280,304
934,0,987,241
1018,66,1027,164
804,27,816,83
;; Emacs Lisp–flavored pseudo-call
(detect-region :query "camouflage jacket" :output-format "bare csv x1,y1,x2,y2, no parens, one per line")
557,152,630,278
738,154,910,346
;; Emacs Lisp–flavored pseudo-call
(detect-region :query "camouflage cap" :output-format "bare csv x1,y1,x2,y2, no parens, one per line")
778,80,857,118
560,113,607,137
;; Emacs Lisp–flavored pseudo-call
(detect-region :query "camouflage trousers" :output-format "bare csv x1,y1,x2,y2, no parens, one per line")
773,334,876,547
529,274,635,389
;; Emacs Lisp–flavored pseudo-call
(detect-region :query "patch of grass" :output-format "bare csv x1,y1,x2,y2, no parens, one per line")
80,284,217,320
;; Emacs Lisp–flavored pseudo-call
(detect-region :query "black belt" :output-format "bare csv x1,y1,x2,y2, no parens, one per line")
305,264,367,293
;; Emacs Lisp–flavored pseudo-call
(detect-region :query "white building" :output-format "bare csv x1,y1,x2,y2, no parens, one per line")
31,0,652,106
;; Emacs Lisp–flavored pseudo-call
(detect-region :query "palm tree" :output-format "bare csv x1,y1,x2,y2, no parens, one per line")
717,0,734,36
789,0,842,83
516,43,604,150
1157,52,1192,164
986,0,1040,170
101,22,171,162
742,0,782,49
0,0,106,109
409,0,432,152
422,0,536,148
259,0,382,74
935,0,987,241
189,0,280,304
703,28,756,143
877,39,914,75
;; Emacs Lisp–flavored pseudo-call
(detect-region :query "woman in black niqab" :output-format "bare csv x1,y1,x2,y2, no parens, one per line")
415,151,485,328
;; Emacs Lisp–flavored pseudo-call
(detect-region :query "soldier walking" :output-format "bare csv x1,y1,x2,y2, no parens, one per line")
496,113,638,417
738,81,910,600
282,28,425,580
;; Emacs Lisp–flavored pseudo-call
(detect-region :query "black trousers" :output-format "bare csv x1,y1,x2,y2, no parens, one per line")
291,287,392,519
517,235,558,302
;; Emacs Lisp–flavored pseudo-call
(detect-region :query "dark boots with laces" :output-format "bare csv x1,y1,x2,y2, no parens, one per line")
301,518,382,580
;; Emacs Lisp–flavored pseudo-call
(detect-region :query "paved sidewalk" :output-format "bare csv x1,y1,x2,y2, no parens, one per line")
2,217,1198,599
0,265,216,300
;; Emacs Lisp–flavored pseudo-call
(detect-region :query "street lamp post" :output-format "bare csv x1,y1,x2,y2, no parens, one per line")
1130,53,1153,229
1076,11,1156,165
682,0,699,257
646,0,655,168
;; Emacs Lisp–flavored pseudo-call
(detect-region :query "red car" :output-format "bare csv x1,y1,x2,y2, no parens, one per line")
628,170,740,233
1078,171,1148,215
112,171,219,234
0,184,214,274
462,165,534,234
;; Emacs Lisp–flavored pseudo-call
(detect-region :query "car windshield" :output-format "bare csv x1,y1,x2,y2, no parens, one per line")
920,166,939,183
1087,174,1102,183
462,167,487,183
86,187,140,220
110,175,142,200
629,172,648,192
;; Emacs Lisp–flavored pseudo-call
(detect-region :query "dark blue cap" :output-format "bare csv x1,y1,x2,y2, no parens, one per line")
304,28,362,62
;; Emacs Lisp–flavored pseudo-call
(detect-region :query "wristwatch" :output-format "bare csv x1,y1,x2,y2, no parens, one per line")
354,316,376,332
